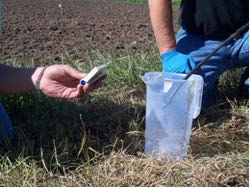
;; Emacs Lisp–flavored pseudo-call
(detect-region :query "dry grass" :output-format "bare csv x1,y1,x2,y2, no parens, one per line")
0,150,248,186
0,51,249,186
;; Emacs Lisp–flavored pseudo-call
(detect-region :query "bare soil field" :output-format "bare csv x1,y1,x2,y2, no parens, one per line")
0,1,249,187
0,0,179,65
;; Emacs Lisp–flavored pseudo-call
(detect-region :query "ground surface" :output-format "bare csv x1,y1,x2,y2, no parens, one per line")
0,0,179,65
0,0,249,187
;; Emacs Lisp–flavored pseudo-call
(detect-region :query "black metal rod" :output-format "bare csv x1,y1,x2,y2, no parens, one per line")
184,23,249,80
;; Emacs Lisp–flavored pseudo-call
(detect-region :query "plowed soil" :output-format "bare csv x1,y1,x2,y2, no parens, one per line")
0,0,179,65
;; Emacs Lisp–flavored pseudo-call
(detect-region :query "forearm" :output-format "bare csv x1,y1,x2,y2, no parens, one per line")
148,0,176,55
0,64,41,95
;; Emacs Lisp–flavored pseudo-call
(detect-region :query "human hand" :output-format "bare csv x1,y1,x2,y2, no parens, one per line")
33,64,104,99
161,49,196,73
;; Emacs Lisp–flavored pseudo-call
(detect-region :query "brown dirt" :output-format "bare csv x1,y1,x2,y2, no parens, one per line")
0,0,180,65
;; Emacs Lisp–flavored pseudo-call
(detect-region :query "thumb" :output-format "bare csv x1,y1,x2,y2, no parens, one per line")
63,65,86,80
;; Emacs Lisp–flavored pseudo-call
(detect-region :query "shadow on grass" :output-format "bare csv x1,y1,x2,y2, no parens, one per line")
0,94,145,169
0,86,248,170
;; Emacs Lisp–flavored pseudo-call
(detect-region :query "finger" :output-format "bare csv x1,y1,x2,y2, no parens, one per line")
63,65,86,80
76,84,86,98
84,81,102,94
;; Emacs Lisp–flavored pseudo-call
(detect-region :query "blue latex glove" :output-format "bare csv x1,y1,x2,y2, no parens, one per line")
161,49,196,73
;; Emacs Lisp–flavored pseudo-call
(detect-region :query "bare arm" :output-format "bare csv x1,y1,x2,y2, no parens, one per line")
0,64,103,99
0,64,36,95
148,0,176,55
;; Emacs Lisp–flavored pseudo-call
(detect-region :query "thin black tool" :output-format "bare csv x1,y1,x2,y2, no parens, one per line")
184,23,249,80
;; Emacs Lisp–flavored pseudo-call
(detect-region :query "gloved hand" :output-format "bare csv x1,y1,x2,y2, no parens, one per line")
161,49,196,74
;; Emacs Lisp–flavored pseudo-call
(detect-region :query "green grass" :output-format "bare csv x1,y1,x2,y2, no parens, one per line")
172,0,181,5
0,50,248,186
